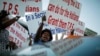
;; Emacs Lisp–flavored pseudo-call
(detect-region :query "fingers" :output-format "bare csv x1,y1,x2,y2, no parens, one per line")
15,16,20,21
42,15,46,22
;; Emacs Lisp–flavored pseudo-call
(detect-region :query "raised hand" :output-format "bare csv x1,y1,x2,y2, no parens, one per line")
15,16,20,21
42,15,46,22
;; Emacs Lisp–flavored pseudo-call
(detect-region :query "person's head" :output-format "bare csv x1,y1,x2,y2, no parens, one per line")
0,10,9,22
41,29,52,42
0,10,9,19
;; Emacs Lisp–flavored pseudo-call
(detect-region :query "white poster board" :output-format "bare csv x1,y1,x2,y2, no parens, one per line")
46,0,82,32
22,0,42,13
6,22,28,47
74,20,85,36
0,0,26,16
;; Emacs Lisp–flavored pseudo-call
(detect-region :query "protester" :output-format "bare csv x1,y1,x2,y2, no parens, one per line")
56,29,81,40
67,29,80,39
0,10,20,56
29,15,53,45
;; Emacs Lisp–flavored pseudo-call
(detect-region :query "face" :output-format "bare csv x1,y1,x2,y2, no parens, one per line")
41,32,50,42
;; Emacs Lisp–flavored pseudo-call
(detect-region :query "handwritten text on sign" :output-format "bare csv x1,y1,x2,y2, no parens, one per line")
21,0,42,12
46,0,81,31
26,12,71,29
48,15,74,29
0,0,25,16
48,4,79,21
26,11,46,22
6,22,28,47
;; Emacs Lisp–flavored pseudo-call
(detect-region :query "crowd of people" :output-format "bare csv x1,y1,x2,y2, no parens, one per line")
0,9,81,56
0,10,20,56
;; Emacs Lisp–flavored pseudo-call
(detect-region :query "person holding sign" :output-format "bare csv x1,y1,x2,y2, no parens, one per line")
0,10,20,56
29,15,53,45
58,29,81,40
0,10,20,29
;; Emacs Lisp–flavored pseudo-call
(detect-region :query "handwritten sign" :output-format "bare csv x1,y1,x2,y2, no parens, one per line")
74,20,85,36
0,0,25,16
25,11,46,37
6,22,28,47
46,0,82,31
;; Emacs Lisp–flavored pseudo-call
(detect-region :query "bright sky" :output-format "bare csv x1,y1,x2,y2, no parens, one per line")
42,0,100,35
77,0,100,35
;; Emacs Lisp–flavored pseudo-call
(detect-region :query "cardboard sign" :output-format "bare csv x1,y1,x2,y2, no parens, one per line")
21,0,42,13
74,20,85,36
46,0,82,31
0,0,26,16
6,22,28,47
26,11,47,37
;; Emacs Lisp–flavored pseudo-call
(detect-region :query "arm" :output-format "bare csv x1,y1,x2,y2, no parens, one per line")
28,35,32,46
55,34,58,40
34,15,46,42
1,16,20,29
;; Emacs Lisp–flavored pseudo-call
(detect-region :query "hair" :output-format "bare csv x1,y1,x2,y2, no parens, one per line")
41,29,53,41
0,10,9,19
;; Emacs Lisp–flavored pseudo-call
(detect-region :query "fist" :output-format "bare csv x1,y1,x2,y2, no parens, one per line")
15,16,20,21
42,15,46,22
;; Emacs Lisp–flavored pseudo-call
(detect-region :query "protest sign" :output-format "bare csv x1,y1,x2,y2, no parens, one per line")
25,11,46,37
46,0,82,32
0,0,25,16
6,22,28,47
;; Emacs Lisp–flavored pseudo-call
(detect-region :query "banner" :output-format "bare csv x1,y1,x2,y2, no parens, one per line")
74,20,85,36
21,0,42,13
